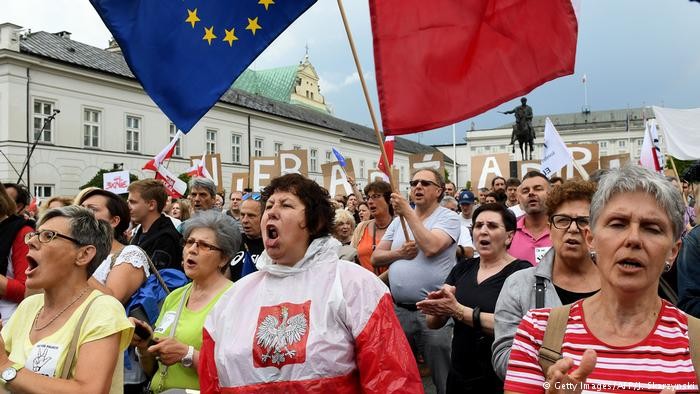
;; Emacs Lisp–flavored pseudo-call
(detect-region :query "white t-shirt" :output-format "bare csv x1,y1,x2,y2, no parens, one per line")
92,245,151,285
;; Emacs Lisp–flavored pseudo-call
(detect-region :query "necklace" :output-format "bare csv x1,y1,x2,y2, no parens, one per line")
33,287,91,331
374,220,391,230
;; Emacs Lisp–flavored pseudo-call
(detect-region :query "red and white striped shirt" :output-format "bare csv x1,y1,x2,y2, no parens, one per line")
504,300,698,393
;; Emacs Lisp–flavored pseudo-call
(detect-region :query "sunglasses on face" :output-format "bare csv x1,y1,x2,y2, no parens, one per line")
409,179,440,188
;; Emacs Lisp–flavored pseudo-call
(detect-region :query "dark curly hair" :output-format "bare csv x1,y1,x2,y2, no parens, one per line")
261,174,334,242
545,180,597,218
363,180,394,217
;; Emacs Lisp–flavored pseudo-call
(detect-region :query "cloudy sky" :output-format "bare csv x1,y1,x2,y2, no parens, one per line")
4,0,700,145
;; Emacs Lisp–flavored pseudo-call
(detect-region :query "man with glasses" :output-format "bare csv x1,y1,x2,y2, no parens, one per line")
372,168,461,394
228,195,263,281
128,179,183,270
509,171,552,266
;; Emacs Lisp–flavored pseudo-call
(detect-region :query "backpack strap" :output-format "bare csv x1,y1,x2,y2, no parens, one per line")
108,247,125,270
61,294,105,380
535,276,546,309
687,315,700,384
538,304,572,377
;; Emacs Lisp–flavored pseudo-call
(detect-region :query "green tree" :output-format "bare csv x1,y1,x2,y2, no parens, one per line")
666,156,695,179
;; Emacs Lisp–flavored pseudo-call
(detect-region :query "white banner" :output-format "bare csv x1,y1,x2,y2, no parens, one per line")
103,170,130,194
541,118,573,178
652,106,700,160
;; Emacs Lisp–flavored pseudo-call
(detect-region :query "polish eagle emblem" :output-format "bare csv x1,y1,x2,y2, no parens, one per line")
255,305,309,366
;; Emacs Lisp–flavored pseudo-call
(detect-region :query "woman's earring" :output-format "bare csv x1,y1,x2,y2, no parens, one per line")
589,251,597,264
664,262,672,273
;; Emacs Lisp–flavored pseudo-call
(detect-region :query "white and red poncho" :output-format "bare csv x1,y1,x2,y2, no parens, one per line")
199,236,422,393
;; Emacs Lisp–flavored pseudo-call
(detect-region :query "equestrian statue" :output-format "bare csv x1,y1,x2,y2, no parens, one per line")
501,97,535,160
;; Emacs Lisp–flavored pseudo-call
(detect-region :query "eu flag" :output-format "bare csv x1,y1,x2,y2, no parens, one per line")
90,0,317,133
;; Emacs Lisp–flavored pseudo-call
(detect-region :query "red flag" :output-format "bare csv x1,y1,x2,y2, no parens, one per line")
378,136,395,175
370,0,578,135
143,130,183,171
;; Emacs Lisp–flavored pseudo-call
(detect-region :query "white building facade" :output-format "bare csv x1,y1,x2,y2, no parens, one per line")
0,23,436,198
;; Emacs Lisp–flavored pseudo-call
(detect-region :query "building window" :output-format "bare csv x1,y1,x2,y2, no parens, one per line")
83,108,101,148
293,145,302,150
274,142,283,156
310,149,318,172
599,141,608,149
231,133,242,164
206,129,217,155
126,115,141,152
360,160,365,178
372,161,377,169
400,166,405,182
33,100,54,143
169,124,182,157
254,138,264,157
618,140,626,148
33,184,54,199
325,151,332,163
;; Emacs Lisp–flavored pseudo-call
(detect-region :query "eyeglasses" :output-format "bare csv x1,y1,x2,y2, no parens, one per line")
243,192,261,201
368,194,384,200
409,179,440,188
184,238,222,252
472,221,505,231
550,215,590,230
24,230,83,246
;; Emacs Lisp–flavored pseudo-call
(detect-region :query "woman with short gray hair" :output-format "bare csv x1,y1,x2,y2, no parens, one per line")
132,210,239,393
503,166,699,392
0,206,134,393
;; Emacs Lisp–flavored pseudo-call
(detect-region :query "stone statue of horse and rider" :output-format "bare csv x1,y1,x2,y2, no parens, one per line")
501,97,535,160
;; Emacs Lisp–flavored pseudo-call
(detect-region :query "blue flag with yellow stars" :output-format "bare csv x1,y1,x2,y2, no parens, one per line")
90,0,317,133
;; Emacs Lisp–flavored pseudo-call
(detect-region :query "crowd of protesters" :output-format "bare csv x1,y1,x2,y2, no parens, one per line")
1,162,699,393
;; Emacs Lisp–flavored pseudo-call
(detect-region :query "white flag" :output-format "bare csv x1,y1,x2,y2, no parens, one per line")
652,106,700,160
639,119,664,173
540,118,573,179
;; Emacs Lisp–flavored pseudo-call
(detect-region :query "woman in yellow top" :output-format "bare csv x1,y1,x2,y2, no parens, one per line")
0,206,133,393
132,210,239,393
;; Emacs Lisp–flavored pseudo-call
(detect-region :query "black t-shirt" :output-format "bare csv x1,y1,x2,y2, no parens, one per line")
554,284,599,305
445,257,531,392
229,234,264,282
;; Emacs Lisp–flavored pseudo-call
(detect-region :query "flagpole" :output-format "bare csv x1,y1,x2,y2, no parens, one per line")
452,124,457,187
336,0,410,238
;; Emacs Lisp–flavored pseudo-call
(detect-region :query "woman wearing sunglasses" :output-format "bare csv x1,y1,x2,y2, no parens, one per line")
0,206,133,393
417,203,531,393
131,211,238,393
491,180,600,380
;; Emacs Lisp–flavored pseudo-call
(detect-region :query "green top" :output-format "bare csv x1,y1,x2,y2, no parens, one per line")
150,282,232,393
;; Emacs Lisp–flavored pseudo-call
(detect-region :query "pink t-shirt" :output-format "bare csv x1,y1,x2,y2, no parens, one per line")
509,215,551,266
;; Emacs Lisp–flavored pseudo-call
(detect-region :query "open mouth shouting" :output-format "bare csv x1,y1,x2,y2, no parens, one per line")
265,224,280,249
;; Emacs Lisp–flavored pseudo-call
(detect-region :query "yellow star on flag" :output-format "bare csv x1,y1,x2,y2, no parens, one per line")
246,17,262,36
258,0,275,11
185,9,200,28
203,26,217,45
223,28,239,47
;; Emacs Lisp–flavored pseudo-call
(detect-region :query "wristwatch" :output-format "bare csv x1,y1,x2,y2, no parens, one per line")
1,363,23,383
181,345,195,368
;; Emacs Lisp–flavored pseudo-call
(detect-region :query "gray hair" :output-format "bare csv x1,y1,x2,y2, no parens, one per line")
39,206,112,276
440,195,458,209
411,167,446,202
591,165,685,240
333,209,356,227
182,210,242,261
189,178,217,198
